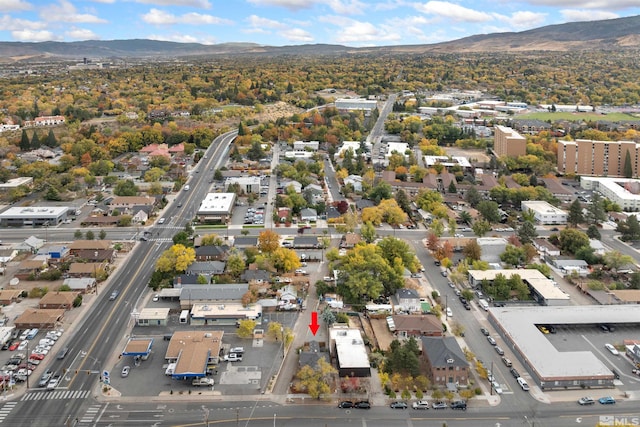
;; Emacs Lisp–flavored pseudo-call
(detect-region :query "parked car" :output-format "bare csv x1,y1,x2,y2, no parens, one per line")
191,377,215,386
8,341,19,351
390,401,408,409
152,294,159,302
412,400,430,410
517,377,530,391
503,357,513,367
605,343,619,356
599,396,616,405
495,346,505,356
510,367,520,378
578,397,595,405
223,353,243,362
451,401,467,410
487,336,497,346
491,381,503,395
480,328,490,336
121,366,130,378
338,401,353,409
432,401,448,410
354,401,371,409
230,347,245,354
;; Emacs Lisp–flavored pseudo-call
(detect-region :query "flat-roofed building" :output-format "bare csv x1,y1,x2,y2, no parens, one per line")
580,176,640,211
136,307,170,326
558,139,639,177
0,177,33,192
189,302,261,326
521,201,567,225
468,269,570,305
494,125,526,158
225,176,261,194
165,330,223,378
329,324,370,377
196,193,236,224
334,98,378,111
293,141,320,151
0,206,71,227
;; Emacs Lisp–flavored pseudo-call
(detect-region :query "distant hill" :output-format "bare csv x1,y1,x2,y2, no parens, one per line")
1,14,640,61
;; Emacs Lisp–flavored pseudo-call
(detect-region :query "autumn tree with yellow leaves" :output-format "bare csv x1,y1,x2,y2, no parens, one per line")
155,244,196,274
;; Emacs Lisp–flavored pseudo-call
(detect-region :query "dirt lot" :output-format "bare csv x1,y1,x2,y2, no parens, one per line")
444,147,490,163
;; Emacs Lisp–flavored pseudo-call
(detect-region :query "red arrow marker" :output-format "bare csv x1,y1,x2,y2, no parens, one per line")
309,311,320,335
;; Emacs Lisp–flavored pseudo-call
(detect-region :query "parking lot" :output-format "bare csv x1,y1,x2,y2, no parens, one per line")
108,301,300,397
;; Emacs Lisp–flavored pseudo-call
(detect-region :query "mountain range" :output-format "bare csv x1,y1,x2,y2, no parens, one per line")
2,14,640,61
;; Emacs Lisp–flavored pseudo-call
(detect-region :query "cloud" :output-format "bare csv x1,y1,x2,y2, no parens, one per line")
41,0,107,23
320,15,401,44
414,1,493,23
326,0,367,15
142,8,232,25
0,0,32,12
136,0,211,9
560,9,620,21
12,29,58,42
147,33,217,44
494,10,547,30
0,15,47,30
246,14,287,29
247,0,314,10
279,28,314,42
526,0,638,10
65,28,100,40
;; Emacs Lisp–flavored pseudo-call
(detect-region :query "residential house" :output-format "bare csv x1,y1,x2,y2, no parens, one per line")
15,236,45,254
62,277,96,294
421,336,469,387
67,262,104,278
281,180,302,194
553,259,589,276
533,239,561,258
15,257,48,279
110,196,155,212
194,245,230,262
185,261,227,278
391,314,443,338
355,199,375,210
38,291,79,310
344,175,363,192
14,308,65,329
340,233,361,249
393,288,421,313
139,143,170,159
75,249,115,264
293,236,319,249
240,269,271,284
0,289,22,305
132,208,149,224
68,240,112,256
589,239,606,256
300,208,318,222
298,341,328,369
37,245,70,263
303,184,324,203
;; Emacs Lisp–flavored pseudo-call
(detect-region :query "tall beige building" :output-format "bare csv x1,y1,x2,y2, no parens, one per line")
557,139,640,177
494,126,527,157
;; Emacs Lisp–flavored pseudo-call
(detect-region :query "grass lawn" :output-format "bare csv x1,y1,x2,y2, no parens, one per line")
194,224,227,230
518,112,640,122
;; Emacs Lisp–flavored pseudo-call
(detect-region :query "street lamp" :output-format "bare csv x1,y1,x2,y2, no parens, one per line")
273,413,276,427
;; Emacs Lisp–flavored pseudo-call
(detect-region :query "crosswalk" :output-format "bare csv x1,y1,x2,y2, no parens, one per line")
0,402,17,424
21,389,91,401
77,404,101,426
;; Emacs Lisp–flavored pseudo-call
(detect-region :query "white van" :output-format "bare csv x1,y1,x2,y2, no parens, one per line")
179,310,190,324
184,185,190,191
517,377,530,391
478,299,489,311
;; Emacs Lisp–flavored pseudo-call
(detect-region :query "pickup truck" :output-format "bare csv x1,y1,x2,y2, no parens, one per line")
192,378,215,386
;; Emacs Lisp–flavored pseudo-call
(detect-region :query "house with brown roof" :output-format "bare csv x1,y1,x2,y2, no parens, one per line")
0,289,22,305
340,232,361,249
68,240,112,256
75,249,115,263
391,314,443,338
110,196,155,211
165,330,224,378
67,262,105,278
62,277,96,293
80,216,120,226
39,291,79,310
15,257,48,279
14,308,65,329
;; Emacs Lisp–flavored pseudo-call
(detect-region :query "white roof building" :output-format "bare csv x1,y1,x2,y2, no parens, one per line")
521,201,567,225
424,156,472,168
336,141,370,158
580,176,640,211
386,142,409,158
196,193,236,224
0,206,71,227
335,98,378,111
468,269,570,305
329,325,370,377
293,141,320,151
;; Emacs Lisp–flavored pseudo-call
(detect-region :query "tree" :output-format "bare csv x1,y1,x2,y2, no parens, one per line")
586,224,601,240
448,180,457,193
463,240,481,261
567,199,584,227
30,131,40,149
20,129,30,151
99,229,107,240
360,221,377,243
246,140,266,161
477,200,501,223
517,221,538,245
558,228,590,255
377,236,420,272
472,219,491,237
603,251,634,275
74,230,82,239
394,189,411,215
258,230,280,253
45,129,57,147
338,244,404,301
500,245,526,267
270,247,301,273
114,179,138,196
155,244,196,273
237,319,257,338
226,252,246,277
296,358,336,399
624,150,633,178
85,230,95,240
464,186,481,208
617,215,640,241
585,193,606,224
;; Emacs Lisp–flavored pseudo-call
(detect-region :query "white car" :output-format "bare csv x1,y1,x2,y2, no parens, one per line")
492,381,503,394
158,218,165,224
605,343,619,356
152,294,159,302
446,307,453,317
46,376,60,391
18,341,28,351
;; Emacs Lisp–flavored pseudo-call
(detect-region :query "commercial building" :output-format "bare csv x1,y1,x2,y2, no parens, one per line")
580,177,640,211
334,98,378,111
557,139,640,177
196,193,236,224
329,325,370,377
165,330,223,379
189,303,262,326
521,201,567,225
423,156,472,169
136,308,171,326
293,141,320,151
487,305,640,390
468,269,570,305
493,126,526,158
0,177,33,192
421,336,469,387
0,206,71,227
224,176,261,194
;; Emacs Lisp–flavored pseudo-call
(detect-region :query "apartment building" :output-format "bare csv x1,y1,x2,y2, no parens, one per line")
493,125,526,157
558,139,640,177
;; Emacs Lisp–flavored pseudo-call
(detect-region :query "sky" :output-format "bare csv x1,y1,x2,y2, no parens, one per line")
0,0,639,47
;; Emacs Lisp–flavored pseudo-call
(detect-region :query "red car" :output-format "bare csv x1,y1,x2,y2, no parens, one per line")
8,342,19,351
29,353,45,361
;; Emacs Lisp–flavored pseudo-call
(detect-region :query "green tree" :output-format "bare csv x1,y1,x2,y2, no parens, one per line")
85,230,95,240
472,219,491,237
558,228,590,254
20,129,30,151
226,252,246,277
617,215,640,241
603,251,634,275
585,193,606,224
30,131,40,149
567,199,584,227
448,180,457,193
517,221,538,245
500,245,526,267
586,224,601,240
114,179,138,196
99,229,107,240
477,200,501,223
394,189,411,215
74,230,82,239
624,150,633,178
464,186,482,208
45,129,57,147
246,140,266,161
360,221,377,243
237,319,257,338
